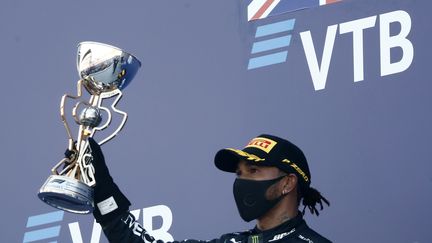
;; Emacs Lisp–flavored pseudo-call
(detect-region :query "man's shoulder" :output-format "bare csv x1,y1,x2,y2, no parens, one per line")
219,229,251,242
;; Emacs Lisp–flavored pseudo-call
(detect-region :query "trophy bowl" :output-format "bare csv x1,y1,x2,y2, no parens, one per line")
77,41,141,95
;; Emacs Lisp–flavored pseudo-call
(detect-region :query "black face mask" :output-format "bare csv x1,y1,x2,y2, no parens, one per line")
233,176,285,222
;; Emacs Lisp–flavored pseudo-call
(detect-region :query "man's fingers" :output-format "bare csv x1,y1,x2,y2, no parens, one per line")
64,149,75,159
88,137,103,157
87,138,110,174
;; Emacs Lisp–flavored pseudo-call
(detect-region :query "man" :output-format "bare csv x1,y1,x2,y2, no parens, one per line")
86,134,331,242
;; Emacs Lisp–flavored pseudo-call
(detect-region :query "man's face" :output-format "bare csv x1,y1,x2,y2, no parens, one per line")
233,160,288,220
235,160,282,181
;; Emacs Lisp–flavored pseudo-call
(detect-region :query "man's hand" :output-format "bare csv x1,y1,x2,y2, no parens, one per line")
88,138,114,185
86,138,131,225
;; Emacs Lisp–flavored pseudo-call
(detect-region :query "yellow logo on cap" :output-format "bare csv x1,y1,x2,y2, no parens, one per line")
283,159,309,182
245,137,277,153
226,148,265,162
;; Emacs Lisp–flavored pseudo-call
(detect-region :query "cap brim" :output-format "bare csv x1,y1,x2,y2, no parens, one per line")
214,149,243,173
214,148,267,173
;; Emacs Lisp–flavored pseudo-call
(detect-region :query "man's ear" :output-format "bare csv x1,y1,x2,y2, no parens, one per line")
282,174,298,195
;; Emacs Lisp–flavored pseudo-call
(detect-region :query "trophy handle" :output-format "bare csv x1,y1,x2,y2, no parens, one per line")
91,89,128,146
60,80,85,151
57,85,127,187
51,157,74,175
76,140,96,186
59,79,97,186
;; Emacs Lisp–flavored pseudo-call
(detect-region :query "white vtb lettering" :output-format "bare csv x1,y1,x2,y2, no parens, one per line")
68,204,173,243
300,10,413,91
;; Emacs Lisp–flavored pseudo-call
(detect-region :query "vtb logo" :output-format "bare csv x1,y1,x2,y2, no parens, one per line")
247,5,414,91
246,0,339,70
23,205,174,243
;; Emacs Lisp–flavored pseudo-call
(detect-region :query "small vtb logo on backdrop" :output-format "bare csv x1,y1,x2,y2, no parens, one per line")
246,0,340,70
23,211,64,243
247,19,296,70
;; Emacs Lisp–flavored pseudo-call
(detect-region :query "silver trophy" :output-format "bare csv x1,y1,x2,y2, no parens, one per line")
38,41,141,214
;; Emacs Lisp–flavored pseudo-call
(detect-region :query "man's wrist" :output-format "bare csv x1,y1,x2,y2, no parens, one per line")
93,183,131,224
97,196,119,216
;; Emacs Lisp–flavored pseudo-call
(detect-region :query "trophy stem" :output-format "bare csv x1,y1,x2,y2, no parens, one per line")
66,162,78,178
89,95,99,106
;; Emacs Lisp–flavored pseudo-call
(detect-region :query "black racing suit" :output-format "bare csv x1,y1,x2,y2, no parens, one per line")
100,211,331,243
85,138,331,243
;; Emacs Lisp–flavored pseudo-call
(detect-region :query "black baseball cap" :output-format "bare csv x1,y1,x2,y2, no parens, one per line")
214,134,312,186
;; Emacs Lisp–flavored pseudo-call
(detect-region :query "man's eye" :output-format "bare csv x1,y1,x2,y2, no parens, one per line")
249,168,258,173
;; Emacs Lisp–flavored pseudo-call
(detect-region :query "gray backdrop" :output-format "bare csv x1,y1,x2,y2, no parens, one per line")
1,0,431,242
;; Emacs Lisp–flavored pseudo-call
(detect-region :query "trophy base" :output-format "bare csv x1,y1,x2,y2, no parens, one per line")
38,175,94,214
